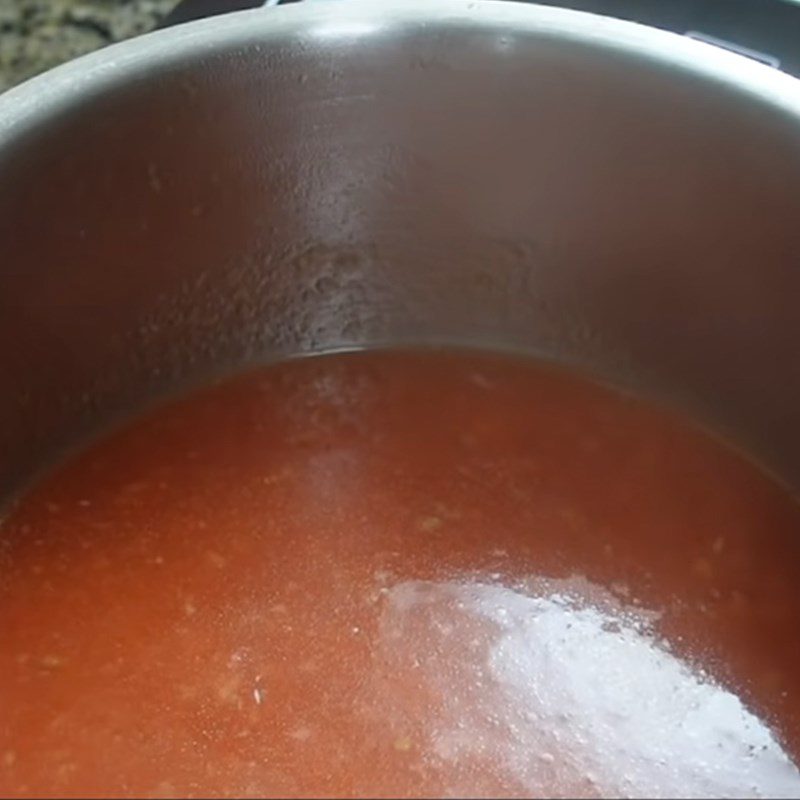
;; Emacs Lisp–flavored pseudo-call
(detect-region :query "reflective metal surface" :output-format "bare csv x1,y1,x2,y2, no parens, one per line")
1,0,800,498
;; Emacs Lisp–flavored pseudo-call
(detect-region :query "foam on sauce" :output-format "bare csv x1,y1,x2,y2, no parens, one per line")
374,579,799,798
1,350,799,798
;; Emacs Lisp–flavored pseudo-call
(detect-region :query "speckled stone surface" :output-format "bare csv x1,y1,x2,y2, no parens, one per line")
0,0,179,93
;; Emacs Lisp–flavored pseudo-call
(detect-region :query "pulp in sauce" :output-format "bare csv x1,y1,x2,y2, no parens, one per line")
1,350,800,798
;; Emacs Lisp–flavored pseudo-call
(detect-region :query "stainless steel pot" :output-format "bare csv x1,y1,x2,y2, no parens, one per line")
1,0,800,501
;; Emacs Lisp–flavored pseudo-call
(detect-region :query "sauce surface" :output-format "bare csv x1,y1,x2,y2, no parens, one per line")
1,350,800,799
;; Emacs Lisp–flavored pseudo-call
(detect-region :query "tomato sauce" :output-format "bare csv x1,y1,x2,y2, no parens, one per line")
1,350,799,798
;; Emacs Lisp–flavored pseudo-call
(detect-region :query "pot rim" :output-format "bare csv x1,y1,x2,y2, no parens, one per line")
1,0,799,150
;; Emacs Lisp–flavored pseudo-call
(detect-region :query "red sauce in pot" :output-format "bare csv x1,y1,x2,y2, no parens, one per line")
1,350,799,798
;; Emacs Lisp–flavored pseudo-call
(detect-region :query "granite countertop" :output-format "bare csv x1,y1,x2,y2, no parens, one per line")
0,0,180,93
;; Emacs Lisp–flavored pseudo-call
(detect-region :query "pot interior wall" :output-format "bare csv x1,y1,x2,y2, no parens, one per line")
1,5,800,500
